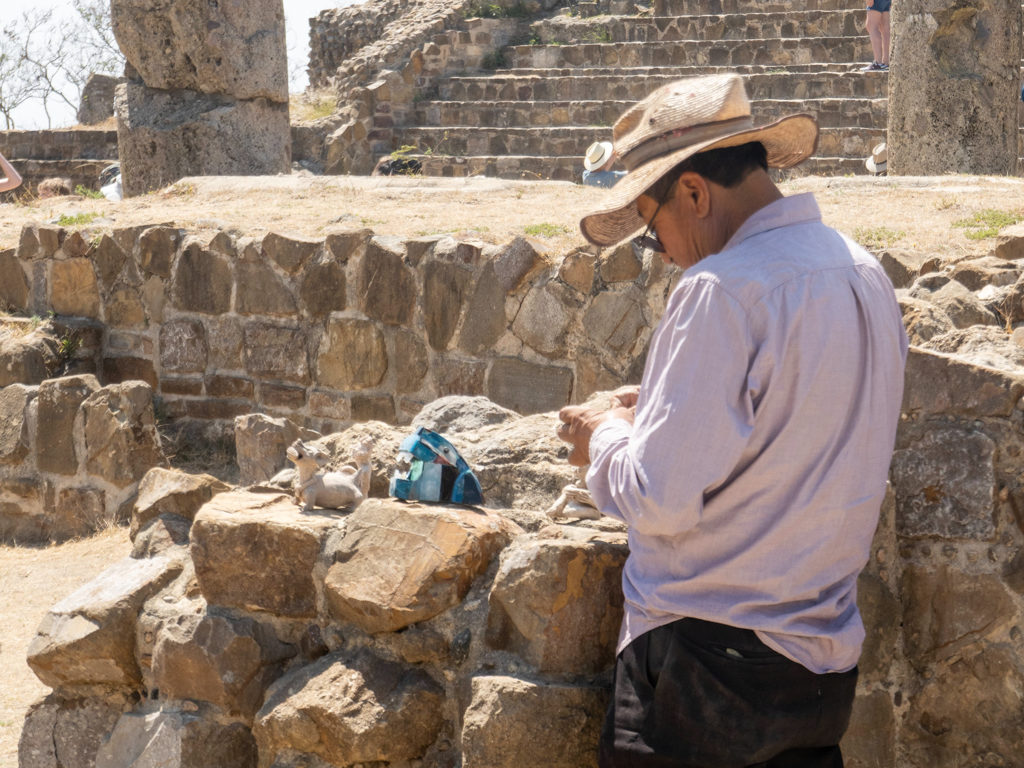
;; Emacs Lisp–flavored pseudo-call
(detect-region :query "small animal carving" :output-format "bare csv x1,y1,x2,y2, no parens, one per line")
286,438,374,512
546,467,602,520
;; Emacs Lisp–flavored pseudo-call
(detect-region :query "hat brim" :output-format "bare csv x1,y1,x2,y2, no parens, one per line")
865,157,886,174
579,113,819,247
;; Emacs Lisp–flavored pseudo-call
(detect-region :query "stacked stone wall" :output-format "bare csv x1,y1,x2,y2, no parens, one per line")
0,374,166,543
0,222,665,441
0,129,118,196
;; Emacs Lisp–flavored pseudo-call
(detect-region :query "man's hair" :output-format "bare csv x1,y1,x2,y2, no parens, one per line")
645,141,768,202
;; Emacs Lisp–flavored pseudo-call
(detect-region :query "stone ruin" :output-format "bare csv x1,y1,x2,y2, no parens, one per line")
2,205,1024,766
110,0,291,196
888,0,1023,175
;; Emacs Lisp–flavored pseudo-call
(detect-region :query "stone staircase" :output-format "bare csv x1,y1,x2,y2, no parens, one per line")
389,0,887,180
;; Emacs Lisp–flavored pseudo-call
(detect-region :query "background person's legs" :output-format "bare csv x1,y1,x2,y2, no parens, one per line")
865,8,884,65
878,10,890,65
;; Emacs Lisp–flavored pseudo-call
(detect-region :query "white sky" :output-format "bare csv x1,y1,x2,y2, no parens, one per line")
0,0,359,129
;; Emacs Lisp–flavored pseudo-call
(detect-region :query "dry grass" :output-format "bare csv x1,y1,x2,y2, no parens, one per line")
0,173,1020,263
0,527,131,765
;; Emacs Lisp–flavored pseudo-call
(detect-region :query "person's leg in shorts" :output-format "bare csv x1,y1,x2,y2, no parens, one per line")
598,618,858,768
864,0,891,69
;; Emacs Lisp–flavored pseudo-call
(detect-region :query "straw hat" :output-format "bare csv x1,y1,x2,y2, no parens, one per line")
579,74,819,246
865,142,887,174
584,141,614,172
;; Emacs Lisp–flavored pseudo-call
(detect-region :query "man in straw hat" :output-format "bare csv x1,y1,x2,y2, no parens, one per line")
557,73,907,767
582,140,626,188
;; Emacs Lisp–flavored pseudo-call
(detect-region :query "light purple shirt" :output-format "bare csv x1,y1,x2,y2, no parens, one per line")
586,193,908,674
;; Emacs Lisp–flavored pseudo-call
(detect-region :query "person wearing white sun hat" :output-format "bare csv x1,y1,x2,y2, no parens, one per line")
557,73,907,767
582,140,626,188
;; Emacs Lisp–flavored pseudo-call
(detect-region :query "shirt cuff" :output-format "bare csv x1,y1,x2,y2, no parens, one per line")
589,417,632,464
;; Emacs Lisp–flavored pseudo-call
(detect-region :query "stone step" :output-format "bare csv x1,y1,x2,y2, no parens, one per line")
655,0,865,14
532,11,865,44
410,97,885,130
390,125,885,160
405,151,876,183
508,36,874,69
439,69,890,102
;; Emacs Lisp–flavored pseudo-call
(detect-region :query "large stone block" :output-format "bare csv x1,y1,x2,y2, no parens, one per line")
299,256,347,318
77,72,122,125
131,467,230,540
152,612,295,718
27,555,183,688
159,318,209,373
357,237,416,326
50,258,101,319
461,676,607,768
901,565,1015,670
0,383,35,465
243,321,309,384
423,260,471,351
888,0,1022,175
486,357,573,414
324,499,518,633
136,226,181,279
110,0,287,101
19,692,128,768
0,247,29,310
35,375,101,476
82,381,166,489
317,316,388,391
116,82,291,197
0,328,56,387
891,426,996,540
512,281,573,357
262,232,318,275
583,287,646,353
0,477,44,542
487,529,627,675
394,329,429,393
902,347,1024,418
234,413,304,485
458,261,507,355
903,646,1024,766
95,709,258,768
236,260,297,317
840,689,896,768
170,242,233,314
190,491,336,617
254,649,445,767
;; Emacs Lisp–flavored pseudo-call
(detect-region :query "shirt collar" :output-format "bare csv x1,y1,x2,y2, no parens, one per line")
720,192,822,253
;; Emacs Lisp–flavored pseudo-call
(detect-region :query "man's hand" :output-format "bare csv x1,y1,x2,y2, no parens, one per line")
610,385,640,410
557,403,634,467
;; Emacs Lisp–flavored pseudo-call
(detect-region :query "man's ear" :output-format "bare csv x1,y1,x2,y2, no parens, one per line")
675,172,712,218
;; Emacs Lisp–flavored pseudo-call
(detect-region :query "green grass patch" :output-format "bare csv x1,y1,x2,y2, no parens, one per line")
464,1,530,18
852,225,905,250
55,212,100,228
952,208,1023,240
74,185,104,199
524,222,570,238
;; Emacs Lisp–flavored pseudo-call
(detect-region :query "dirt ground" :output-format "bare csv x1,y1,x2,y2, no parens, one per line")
1,172,1022,261
0,170,1023,763
0,527,131,765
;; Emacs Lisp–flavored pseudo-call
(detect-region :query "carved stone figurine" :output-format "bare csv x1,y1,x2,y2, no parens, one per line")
545,466,602,521
286,438,373,512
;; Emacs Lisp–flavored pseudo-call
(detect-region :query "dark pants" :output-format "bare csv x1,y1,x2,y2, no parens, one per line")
599,618,858,768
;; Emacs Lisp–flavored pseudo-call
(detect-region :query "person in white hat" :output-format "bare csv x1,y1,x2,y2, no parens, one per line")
865,141,887,175
557,74,907,767
581,140,626,188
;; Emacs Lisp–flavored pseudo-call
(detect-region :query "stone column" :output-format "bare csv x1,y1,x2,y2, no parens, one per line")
888,0,1022,176
111,0,291,196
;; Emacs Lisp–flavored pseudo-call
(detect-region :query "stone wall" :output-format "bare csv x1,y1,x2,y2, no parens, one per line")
0,374,166,543
0,129,118,196
0,222,662,445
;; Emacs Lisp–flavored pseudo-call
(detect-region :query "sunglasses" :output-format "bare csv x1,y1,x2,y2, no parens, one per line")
632,194,667,254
